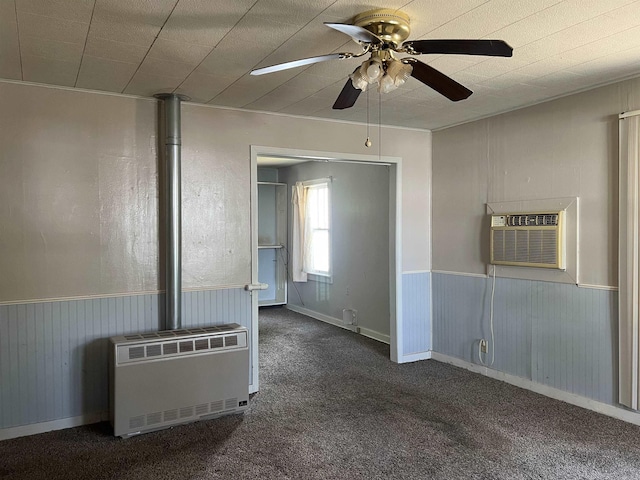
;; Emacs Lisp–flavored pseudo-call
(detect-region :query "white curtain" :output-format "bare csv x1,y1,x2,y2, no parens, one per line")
619,113,640,410
291,182,308,282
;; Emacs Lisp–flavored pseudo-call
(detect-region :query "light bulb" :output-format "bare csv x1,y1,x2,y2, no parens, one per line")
365,137,372,147
366,61,381,81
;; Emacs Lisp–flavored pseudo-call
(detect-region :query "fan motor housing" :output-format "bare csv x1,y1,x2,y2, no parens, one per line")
353,9,411,47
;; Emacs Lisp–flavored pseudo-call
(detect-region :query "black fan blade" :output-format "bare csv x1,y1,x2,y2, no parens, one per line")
251,53,346,75
406,59,472,102
324,23,382,44
333,69,362,109
403,39,513,57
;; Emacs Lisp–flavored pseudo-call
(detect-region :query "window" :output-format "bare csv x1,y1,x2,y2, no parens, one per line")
291,178,332,282
304,180,331,277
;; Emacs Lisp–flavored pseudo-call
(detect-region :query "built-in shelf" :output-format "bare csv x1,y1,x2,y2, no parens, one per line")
257,179,287,307
257,181,287,186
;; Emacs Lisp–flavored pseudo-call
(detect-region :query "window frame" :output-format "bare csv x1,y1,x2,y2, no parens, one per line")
302,178,332,282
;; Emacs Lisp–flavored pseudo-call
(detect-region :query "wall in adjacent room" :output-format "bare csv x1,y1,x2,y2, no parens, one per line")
279,161,391,340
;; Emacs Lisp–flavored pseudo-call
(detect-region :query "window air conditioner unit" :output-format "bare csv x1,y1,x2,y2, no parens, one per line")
110,323,249,438
490,211,566,270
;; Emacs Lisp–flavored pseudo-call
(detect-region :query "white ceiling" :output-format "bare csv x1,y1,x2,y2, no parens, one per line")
3,0,640,130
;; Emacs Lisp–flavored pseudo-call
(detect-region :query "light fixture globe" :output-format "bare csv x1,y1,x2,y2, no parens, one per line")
365,59,383,82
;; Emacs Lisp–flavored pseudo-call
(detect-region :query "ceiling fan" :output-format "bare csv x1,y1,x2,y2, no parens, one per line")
250,9,512,109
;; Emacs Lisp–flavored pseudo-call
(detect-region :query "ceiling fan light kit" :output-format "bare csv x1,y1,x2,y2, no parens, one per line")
250,8,513,110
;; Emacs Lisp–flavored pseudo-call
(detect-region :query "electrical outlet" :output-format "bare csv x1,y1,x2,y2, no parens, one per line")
480,339,488,353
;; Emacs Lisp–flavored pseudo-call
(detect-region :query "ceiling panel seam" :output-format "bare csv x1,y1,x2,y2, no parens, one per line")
456,0,640,80
120,0,182,94
13,0,23,81
172,0,262,95
206,0,341,105
73,0,97,88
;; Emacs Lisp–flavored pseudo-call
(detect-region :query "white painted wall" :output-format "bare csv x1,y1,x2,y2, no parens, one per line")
432,77,640,287
0,81,431,304
279,160,391,337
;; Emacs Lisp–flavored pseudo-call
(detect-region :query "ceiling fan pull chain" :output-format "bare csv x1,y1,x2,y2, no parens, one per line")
365,88,372,147
378,90,382,161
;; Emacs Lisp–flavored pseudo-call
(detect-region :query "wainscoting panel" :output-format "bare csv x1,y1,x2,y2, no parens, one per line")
0,288,251,430
432,272,617,406
401,272,431,355
531,281,617,404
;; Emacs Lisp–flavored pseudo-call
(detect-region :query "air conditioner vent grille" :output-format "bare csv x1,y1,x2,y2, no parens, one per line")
225,336,238,347
210,337,223,349
195,339,209,351
490,211,564,270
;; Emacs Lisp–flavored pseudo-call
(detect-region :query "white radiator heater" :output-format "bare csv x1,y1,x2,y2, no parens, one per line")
110,323,249,438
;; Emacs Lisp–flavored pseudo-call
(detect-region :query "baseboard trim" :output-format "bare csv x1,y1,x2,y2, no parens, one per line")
286,304,390,344
0,411,109,441
399,351,432,363
430,352,640,427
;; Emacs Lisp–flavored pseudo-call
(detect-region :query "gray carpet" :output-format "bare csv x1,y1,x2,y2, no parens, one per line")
1,307,640,479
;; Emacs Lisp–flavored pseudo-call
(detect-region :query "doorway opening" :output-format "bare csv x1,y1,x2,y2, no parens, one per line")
249,146,403,393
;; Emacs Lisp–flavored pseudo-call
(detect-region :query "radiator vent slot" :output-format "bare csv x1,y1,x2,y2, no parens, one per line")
164,409,178,422
180,406,193,418
129,346,145,360
179,341,193,353
195,403,208,416
210,400,223,412
129,416,144,429
146,344,162,357
225,398,238,410
147,412,162,425
163,343,178,355
490,211,565,270
195,339,209,351
210,337,223,349
225,336,238,347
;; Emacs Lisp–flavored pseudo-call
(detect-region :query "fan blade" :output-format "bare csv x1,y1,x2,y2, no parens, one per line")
405,59,472,102
251,53,346,75
324,23,382,44
333,69,362,110
403,39,513,57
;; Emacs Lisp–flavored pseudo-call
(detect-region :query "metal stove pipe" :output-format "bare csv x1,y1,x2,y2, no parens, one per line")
155,93,189,330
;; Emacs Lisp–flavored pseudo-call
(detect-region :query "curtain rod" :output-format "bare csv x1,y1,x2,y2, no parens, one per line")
619,109,640,119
